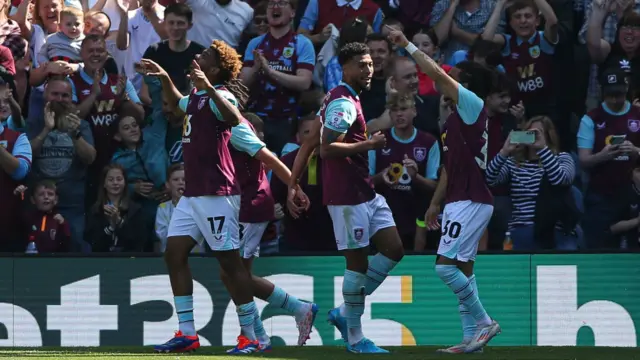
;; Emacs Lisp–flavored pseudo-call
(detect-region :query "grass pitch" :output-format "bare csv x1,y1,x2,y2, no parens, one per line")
1,347,639,360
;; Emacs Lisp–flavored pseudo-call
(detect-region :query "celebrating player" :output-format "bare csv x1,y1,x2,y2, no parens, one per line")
137,41,258,354
222,114,318,353
287,42,405,354
387,27,502,353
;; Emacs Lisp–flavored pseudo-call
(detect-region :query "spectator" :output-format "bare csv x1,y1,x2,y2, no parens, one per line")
29,99,95,252
323,17,371,92
610,165,640,249
115,0,166,92
369,91,439,250
162,97,185,164
297,0,383,46
578,67,640,249
83,11,120,75
37,7,85,65
182,0,253,50
112,103,170,249
412,28,453,97
242,0,315,154
448,37,504,72
68,34,143,206
271,114,336,252
85,163,147,252
486,115,579,250
587,0,640,101
429,0,496,62
142,3,205,101
0,81,24,131
482,0,558,118
155,163,205,252
0,103,31,252
360,33,392,122
238,0,268,56
17,181,71,253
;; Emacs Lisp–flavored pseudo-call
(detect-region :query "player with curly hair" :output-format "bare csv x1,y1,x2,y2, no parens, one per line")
138,41,261,354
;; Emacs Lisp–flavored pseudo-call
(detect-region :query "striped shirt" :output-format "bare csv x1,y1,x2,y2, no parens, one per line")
486,147,575,229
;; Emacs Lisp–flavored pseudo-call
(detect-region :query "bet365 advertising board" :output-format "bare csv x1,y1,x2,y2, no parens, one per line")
0,254,637,347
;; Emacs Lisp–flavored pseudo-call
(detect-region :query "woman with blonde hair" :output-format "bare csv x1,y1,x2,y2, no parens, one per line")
486,116,582,250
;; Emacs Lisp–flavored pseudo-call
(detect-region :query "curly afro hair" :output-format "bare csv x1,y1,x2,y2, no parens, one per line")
209,40,249,109
210,40,243,82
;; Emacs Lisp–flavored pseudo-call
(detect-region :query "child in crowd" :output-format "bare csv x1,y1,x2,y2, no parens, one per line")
37,7,85,65
154,164,205,253
0,80,23,131
15,181,70,253
412,28,451,97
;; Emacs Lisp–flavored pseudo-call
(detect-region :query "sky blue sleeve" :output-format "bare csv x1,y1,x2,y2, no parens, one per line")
372,9,383,33
230,121,266,156
69,78,78,103
299,0,318,31
10,133,32,180
448,50,468,66
6,116,24,133
456,84,484,125
368,150,376,175
500,34,512,57
577,114,595,149
244,37,260,64
539,31,556,54
425,142,440,180
178,96,189,112
125,79,141,104
209,88,238,121
323,57,342,92
323,98,358,133
296,36,316,66
281,142,300,157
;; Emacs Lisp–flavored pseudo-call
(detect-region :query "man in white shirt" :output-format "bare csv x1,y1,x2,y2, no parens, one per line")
177,0,253,49
116,0,167,92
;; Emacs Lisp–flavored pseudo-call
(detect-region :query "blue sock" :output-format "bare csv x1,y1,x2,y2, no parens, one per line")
237,302,257,341
266,286,306,317
435,265,491,326
364,253,398,295
343,269,366,345
253,311,269,345
460,275,479,341
174,295,196,336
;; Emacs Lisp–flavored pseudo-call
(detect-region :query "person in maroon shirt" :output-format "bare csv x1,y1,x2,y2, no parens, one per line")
138,41,265,354
16,181,70,253
287,43,404,353
388,28,501,352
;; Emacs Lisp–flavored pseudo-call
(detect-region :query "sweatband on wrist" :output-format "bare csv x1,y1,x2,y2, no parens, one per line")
405,43,418,55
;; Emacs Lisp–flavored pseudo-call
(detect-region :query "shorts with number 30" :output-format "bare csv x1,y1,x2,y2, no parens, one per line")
437,200,493,262
167,195,241,251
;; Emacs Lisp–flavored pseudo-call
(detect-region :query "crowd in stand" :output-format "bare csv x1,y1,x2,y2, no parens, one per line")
0,0,639,254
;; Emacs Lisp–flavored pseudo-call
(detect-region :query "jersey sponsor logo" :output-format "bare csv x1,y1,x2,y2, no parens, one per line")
387,163,412,190
353,227,364,241
95,99,115,113
91,114,117,127
628,119,640,133
283,47,294,58
516,64,544,92
327,112,343,128
413,147,426,162
605,135,629,161
529,45,540,59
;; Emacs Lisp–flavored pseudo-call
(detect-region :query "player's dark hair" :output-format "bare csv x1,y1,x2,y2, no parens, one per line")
210,40,249,110
366,33,392,53
165,3,193,23
339,17,370,50
81,34,106,49
455,61,507,100
338,42,370,66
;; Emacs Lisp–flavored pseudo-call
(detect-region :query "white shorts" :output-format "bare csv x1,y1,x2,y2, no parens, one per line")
327,193,396,251
437,200,493,262
239,221,269,259
167,195,241,251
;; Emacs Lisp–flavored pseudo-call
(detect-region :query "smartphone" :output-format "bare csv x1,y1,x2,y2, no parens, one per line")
510,131,536,145
611,135,626,145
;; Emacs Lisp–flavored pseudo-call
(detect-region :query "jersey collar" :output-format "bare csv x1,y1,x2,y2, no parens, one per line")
339,81,359,98
79,66,108,85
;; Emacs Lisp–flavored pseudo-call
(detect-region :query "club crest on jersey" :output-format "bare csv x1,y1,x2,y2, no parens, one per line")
413,147,427,162
198,97,207,110
0,140,6,148
529,45,540,59
110,85,118,94
283,47,294,58
629,119,640,133
353,227,364,241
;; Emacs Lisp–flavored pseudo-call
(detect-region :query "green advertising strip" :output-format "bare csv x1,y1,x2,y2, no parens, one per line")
0,254,637,347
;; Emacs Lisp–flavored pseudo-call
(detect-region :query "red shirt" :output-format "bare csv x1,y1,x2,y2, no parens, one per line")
418,64,451,96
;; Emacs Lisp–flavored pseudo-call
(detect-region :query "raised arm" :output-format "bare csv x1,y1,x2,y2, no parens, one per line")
586,0,614,63
481,0,508,45
137,59,183,110
387,27,460,103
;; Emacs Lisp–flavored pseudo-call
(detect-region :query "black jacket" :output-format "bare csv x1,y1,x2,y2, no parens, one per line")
85,200,147,252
